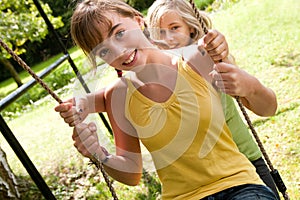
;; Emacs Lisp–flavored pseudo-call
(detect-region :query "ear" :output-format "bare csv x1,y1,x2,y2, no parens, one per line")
190,27,196,38
134,15,145,29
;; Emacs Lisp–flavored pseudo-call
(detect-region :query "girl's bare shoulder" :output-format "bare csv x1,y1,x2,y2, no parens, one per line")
104,77,128,100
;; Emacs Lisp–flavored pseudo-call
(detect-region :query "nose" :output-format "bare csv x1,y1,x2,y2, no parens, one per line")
112,43,125,56
165,30,174,42
106,42,127,64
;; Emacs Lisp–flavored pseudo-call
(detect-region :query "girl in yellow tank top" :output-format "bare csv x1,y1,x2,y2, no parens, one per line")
55,1,278,199
124,57,263,199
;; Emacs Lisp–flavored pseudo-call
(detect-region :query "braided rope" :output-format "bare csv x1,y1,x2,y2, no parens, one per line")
90,159,118,200
189,0,208,34
187,1,290,199
0,39,62,104
189,0,270,168
235,97,274,170
0,38,118,200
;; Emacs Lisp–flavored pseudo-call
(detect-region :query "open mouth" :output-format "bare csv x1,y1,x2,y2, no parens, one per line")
123,49,137,66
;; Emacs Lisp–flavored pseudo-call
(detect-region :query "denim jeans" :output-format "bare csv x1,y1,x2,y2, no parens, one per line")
252,157,280,199
201,184,277,200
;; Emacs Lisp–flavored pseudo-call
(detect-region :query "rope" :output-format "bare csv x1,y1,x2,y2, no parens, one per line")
234,97,274,170
188,0,208,35
89,159,118,200
187,1,290,199
236,97,289,200
0,38,118,200
0,39,62,104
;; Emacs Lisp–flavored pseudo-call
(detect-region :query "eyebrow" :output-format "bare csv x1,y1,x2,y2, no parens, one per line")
108,23,122,37
168,22,180,26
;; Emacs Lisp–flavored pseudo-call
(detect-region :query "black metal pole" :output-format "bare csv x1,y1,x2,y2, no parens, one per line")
32,0,112,135
0,114,56,200
0,54,69,112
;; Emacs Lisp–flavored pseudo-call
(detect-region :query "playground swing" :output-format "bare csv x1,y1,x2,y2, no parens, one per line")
0,1,290,199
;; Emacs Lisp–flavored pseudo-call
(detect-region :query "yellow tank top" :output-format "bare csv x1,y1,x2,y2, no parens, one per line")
124,58,263,200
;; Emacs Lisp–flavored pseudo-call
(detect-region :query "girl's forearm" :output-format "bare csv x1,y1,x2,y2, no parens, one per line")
240,80,277,116
86,88,107,113
93,146,143,186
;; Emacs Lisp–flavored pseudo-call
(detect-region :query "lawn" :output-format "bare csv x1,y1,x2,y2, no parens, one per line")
0,0,299,199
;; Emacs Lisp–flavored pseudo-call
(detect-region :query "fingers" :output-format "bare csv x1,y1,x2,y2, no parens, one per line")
54,102,79,126
73,122,99,158
204,30,225,50
209,63,243,96
75,97,88,113
208,44,228,62
55,97,88,127
54,97,75,111
209,63,230,91
207,41,228,62
202,30,229,61
88,122,97,132
75,97,90,123
59,106,82,127
73,122,97,142
211,75,238,95
54,102,72,112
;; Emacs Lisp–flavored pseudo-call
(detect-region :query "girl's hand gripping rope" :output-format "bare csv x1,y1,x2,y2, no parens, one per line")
72,122,106,162
54,97,89,127
198,29,229,62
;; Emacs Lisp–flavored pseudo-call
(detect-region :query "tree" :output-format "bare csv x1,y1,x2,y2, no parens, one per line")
126,0,155,11
0,0,63,198
0,0,63,86
0,59,23,87
0,146,20,199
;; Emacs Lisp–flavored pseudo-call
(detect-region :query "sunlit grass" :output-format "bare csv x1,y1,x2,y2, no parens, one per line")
0,0,299,199
212,0,300,198
0,46,83,97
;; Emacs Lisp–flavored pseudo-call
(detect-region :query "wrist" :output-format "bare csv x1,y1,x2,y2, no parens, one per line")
93,146,112,164
246,76,261,98
85,94,95,113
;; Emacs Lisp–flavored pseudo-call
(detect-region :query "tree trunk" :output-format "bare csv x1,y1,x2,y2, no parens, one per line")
1,59,23,87
0,146,20,199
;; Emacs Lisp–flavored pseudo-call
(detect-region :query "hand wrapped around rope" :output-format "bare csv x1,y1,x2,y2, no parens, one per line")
0,37,119,200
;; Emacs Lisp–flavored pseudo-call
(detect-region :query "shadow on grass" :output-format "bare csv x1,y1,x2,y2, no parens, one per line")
15,165,162,200
252,101,300,127
135,169,161,200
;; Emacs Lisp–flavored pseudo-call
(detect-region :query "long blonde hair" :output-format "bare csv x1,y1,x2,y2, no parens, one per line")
146,0,212,42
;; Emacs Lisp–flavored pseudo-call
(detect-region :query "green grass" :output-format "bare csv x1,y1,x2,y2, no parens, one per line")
0,0,299,199
0,46,85,97
211,0,300,199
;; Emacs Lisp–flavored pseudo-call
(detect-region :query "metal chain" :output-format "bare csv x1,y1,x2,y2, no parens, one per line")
0,38,118,200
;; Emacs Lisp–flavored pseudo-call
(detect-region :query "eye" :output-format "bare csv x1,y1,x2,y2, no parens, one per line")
98,48,109,58
171,26,180,31
115,30,125,40
160,29,166,38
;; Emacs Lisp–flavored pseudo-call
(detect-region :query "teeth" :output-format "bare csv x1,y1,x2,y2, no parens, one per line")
124,51,135,64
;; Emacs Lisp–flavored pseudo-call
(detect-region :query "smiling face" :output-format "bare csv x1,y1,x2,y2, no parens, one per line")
159,11,195,49
93,12,154,71
71,0,158,71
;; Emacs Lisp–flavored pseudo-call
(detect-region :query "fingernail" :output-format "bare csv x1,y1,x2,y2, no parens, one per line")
91,126,96,131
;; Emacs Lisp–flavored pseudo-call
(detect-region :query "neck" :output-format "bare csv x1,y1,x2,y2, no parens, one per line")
137,50,176,82
128,50,178,91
